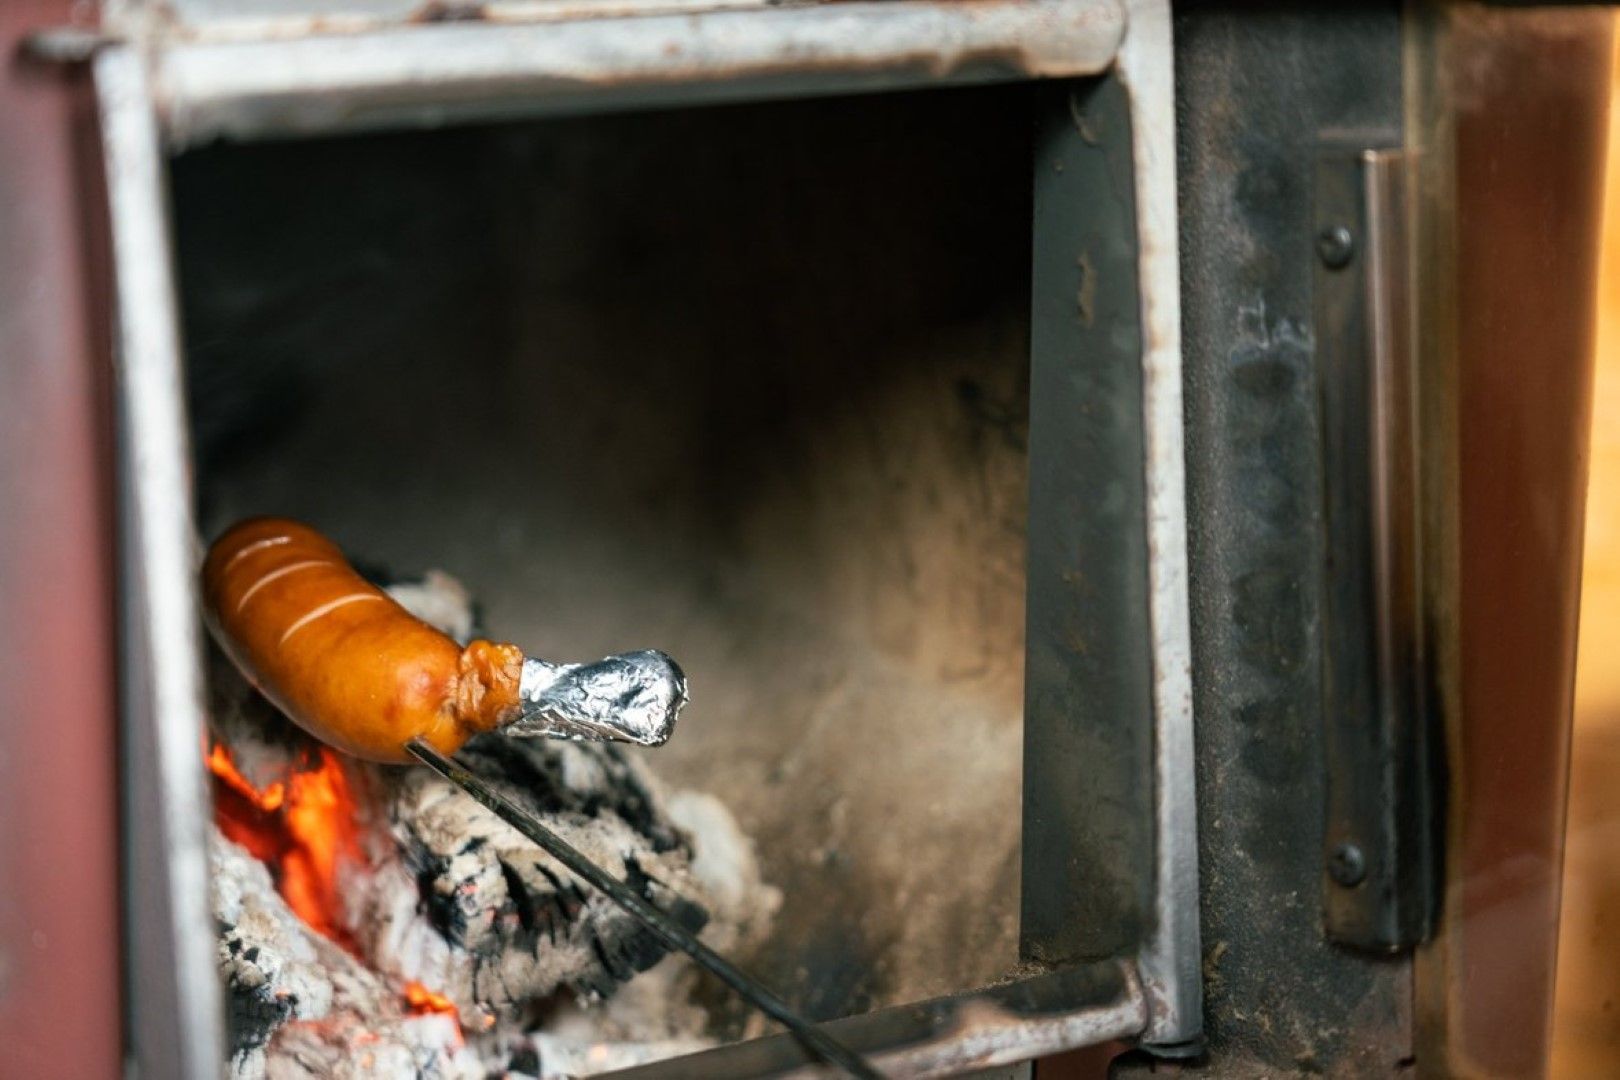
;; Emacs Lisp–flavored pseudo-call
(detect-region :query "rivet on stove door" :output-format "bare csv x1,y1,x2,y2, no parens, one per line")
1317,225,1356,269
1329,842,1368,887
1315,225,1354,268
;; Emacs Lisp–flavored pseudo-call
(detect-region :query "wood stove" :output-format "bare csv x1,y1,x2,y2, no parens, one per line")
0,1,1609,1077
77,2,1196,1074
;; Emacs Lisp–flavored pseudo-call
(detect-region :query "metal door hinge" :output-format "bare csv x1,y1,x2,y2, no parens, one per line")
1314,146,1438,952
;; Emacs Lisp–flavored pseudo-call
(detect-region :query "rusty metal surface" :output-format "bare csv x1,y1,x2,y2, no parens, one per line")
118,0,782,41
109,0,763,37
0,3,123,1075
142,0,1126,145
600,962,1147,1079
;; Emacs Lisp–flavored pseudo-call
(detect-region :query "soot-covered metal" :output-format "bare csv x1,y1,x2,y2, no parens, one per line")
1160,3,1413,1073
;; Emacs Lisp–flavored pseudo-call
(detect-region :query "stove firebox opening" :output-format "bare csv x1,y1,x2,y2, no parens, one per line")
177,84,1034,1075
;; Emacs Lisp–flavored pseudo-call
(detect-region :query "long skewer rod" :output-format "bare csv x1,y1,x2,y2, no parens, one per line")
405,738,882,1079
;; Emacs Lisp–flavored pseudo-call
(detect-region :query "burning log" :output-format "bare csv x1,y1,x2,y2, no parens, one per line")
205,569,779,1078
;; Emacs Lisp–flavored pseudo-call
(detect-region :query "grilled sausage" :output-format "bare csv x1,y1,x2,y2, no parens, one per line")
202,517,522,763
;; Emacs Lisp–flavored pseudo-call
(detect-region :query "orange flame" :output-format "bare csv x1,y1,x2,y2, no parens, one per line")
209,742,466,1042
207,741,361,946
208,744,285,811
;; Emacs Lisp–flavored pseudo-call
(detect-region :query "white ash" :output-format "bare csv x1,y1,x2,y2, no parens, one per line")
208,568,779,1077
264,1011,478,1080
664,790,782,956
212,831,483,1080
512,1031,715,1079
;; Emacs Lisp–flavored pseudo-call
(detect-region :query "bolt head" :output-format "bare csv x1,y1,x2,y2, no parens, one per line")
1329,842,1367,887
1317,225,1355,269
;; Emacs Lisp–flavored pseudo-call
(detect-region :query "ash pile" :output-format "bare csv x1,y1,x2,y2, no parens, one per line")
206,571,780,1079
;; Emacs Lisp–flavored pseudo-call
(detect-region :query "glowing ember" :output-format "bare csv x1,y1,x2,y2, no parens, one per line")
405,981,465,1045
207,741,361,944
404,981,459,1017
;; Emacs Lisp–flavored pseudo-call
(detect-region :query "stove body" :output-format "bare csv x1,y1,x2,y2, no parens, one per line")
0,1,1609,1077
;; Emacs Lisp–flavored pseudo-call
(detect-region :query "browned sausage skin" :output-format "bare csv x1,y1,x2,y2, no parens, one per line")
202,517,522,764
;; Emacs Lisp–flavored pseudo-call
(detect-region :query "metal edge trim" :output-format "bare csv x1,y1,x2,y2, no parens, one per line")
95,44,223,1080
146,0,1127,145
1116,0,1203,1051
599,961,1149,1079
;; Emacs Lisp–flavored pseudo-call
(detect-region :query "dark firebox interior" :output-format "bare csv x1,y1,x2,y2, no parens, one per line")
174,83,1035,1026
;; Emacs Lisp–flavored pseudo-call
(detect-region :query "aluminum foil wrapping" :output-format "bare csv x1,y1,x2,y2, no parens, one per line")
511,650,687,746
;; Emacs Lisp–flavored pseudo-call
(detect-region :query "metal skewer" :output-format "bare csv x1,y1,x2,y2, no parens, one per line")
405,737,883,1080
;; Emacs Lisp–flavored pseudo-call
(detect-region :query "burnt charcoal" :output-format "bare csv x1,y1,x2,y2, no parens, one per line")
593,920,652,984
453,737,682,854
411,850,467,944
226,973,297,1057
622,854,710,932
352,736,717,1017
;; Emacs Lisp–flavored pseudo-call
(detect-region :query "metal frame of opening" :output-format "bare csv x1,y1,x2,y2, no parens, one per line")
85,0,1198,1073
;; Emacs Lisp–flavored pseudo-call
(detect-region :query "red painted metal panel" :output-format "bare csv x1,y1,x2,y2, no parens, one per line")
0,3,123,1076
